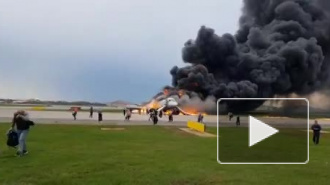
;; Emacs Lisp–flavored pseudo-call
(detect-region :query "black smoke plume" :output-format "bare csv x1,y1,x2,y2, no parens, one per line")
169,0,330,111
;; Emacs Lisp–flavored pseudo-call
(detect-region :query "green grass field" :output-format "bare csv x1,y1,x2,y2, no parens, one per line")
0,124,329,185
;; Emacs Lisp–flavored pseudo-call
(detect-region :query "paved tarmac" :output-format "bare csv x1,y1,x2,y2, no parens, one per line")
0,107,329,128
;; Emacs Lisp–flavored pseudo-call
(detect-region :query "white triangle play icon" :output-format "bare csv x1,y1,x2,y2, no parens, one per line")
249,116,279,147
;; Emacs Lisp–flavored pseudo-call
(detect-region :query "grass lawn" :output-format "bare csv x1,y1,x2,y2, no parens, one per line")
0,124,329,185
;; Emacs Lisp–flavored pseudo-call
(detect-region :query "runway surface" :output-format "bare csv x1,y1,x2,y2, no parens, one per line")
1,107,330,128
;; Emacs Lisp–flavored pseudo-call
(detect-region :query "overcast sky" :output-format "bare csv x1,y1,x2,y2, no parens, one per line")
0,0,242,103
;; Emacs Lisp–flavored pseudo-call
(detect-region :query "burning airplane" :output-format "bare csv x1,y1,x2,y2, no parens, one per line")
144,97,192,115
142,88,209,115
151,0,330,113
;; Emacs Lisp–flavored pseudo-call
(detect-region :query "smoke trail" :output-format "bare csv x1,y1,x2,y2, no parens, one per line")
169,0,330,111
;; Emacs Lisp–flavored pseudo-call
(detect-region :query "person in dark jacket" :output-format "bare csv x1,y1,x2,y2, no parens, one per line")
72,110,77,120
98,110,103,123
148,109,155,121
198,113,204,123
89,107,94,118
152,113,158,125
228,112,234,121
125,109,131,121
11,110,34,156
236,116,240,126
168,112,173,122
311,120,322,145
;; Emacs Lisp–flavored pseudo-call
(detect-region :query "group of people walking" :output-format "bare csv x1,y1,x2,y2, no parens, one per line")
72,107,103,122
147,109,175,124
148,109,158,124
72,107,206,125
3,108,326,159
228,112,240,126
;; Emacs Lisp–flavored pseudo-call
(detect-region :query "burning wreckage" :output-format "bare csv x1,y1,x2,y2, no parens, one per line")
141,88,211,116
148,0,330,114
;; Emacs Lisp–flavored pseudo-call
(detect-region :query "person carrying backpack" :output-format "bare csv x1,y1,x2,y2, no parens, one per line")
11,110,34,156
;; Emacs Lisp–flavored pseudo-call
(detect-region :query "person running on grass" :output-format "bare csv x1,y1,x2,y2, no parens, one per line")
11,110,34,157
311,120,322,145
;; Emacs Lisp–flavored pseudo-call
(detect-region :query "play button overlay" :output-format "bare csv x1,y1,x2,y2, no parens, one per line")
217,98,309,164
249,116,279,147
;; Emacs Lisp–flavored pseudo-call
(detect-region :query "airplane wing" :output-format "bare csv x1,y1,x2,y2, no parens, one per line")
175,106,194,116
156,105,194,116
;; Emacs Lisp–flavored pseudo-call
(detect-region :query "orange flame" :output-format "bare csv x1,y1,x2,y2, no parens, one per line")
144,99,161,109
142,98,208,116
182,106,207,116
182,107,198,116
164,110,172,115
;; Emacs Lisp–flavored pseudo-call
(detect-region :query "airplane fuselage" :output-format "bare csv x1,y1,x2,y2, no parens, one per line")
158,98,178,108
